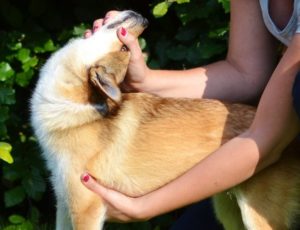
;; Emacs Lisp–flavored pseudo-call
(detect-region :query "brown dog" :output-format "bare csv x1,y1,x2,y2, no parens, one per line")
31,10,300,230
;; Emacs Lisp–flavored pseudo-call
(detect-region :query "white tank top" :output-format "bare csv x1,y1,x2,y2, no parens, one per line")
259,0,300,45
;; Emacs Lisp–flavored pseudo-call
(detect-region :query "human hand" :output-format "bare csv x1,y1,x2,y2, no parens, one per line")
80,173,150,222
85,11,150,93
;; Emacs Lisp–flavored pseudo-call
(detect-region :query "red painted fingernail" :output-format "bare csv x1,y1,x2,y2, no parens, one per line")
82,174,90,182
120,27,127,36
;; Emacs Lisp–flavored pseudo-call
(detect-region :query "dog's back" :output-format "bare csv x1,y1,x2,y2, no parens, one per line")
31,10,300,230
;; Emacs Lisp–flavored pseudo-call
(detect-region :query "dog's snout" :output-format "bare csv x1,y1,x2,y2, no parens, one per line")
125,10,148,28
106,10,148,31
141,17,149,28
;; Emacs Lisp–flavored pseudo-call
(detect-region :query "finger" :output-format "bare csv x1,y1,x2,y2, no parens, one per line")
80,173,140,220
117,27,143,61
84,29,92,38
93,19,104,33
80,173,125,203
81,173,109,196
81,174,133,222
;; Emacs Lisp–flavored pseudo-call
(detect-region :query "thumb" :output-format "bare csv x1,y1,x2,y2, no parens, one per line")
117,27,143,61
80,173,134,210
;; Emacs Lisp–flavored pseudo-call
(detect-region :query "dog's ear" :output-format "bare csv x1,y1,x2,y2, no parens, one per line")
89,65,122,104
89,51,130,105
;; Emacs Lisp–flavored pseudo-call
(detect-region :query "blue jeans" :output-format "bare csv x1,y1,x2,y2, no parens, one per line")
170,199,223,230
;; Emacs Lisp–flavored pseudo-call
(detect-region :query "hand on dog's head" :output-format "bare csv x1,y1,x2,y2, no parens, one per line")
88,10,148,106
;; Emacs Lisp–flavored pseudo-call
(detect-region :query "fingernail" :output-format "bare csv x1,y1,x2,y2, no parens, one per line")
120,27,127,36
82,174,90,182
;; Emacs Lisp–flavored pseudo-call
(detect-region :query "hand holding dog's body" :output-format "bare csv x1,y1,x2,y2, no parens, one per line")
31,4,300,230
86,11,150,93
82,1,300,225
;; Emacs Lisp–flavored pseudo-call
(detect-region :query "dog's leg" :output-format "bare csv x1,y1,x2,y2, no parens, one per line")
71,201,106,230
67,175,107,230
71,199,106,230
236,187,300,230
56,200,72,230
236,186,297,230
213,191,245,230
235,144,300,230
235,190,276,230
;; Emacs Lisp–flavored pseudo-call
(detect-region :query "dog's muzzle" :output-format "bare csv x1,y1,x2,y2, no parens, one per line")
106,10,148,30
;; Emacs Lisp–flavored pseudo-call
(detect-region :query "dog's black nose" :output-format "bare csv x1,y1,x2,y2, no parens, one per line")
127,10,148,28
142,18,149,28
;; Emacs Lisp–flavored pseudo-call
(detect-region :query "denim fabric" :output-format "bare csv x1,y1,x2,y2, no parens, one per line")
170,199,223,230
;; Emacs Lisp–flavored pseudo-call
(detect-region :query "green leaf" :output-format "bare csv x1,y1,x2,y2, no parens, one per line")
0,87,16,105
73,23,89,37
34,39,57,53
0,142,13,164
0,122,8,137
4,186,26,207
166,44,187,61
15,69,35,87
200,42,225,59
6,32,25,51
8,42,22,51
208,27,229,39
43,39,57,52
29,206,40,223
9,215,25,224
0,106,9,122
138,37,147,50
153,2,170,18
176,0,190,4
0,62,15,81
22,168,46,198
16,48,31,63
218,0,230,13
3,165,20,181
22,57,38,72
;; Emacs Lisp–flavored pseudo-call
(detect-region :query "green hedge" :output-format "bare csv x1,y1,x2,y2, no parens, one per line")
0,0,229,229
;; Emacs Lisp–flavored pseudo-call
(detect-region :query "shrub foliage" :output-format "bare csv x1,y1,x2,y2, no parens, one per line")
0,0,229,229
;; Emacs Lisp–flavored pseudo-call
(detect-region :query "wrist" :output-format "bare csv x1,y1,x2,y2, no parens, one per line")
131,195,154,221
130,66,154,93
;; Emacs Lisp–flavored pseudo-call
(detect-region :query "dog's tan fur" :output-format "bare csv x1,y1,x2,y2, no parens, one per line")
31,11,300,230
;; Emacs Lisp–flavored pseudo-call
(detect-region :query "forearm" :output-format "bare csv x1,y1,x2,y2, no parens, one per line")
140,117,299,219
140,134,260,218
137,60,267,102
138,37,300,219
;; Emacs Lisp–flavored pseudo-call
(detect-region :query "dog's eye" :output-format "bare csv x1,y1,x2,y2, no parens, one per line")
121,45,129,52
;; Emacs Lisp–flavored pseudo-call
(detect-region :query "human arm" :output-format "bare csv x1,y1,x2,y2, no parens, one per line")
82,33,300,221
135,33,300,219
81,0,300,221
87,1,278,102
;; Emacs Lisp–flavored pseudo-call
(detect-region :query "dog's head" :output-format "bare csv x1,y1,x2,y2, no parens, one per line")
88,10,148,105
31,11,147,135
36,10,147,112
